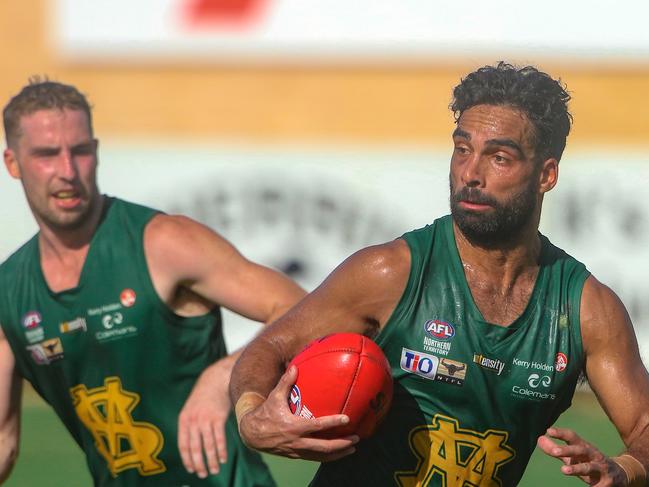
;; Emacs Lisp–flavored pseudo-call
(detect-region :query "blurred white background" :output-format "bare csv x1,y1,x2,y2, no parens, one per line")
1,0,648,357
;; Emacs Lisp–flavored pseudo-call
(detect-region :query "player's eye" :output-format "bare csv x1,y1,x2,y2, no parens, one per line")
32,148,60,158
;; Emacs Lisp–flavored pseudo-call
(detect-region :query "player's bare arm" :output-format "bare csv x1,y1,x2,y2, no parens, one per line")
538,275,649,486
144,213,305,322
229,238,410,462
0,327,23,483
143,213,306,478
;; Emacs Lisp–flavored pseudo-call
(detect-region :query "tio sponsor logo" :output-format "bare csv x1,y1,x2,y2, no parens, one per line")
555,352,568,372
120,289,136,308
400,348,439,380
22,311,42,329
424,320,455,341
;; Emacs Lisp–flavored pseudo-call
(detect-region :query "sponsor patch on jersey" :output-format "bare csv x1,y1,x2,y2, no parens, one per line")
25,327,44,344
422,319,455,356
511,372,556,401
22,311,42,329
554,352,568,372
120,289,136,308
87,302,122,316
26,337,64,365
473,353,506,375
436,358,467,386
400,348,439,380
95,326,138,343
424,320,455,341
60,317,87,334
512,357,555,372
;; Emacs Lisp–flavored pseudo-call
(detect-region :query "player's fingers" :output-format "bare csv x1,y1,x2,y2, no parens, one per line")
200,422,220,476
178,416,194,474
554,443,596,460
537,435,561,455
273,365,298,397
213,420,228,466
546,427,583,444
189,424,208,479
560,461,601,478
295,436,359,456
302,414,352,435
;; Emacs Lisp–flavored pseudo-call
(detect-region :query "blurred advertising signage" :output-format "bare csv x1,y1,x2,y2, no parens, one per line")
54,0,649,63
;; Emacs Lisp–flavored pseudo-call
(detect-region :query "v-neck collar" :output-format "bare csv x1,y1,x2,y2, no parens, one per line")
32,197,112,300
443,217,548,344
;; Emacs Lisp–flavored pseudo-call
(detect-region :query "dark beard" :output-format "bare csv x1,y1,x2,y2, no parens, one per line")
450,178,538,247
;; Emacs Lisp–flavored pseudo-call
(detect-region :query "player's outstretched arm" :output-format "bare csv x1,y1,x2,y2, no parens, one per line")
537,276,649,486
143,214,306,478
0,328,22,483
230,239,410,462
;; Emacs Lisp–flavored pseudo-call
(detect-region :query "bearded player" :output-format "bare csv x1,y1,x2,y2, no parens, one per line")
230,62,649,486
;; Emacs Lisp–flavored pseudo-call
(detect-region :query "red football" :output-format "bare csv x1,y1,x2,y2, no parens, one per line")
287,333,393,439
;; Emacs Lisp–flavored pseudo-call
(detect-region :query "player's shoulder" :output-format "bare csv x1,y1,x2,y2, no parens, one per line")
580,275,632,344
342,238,411,283
581,275,626,316
143,213,237,265
145,213,219,242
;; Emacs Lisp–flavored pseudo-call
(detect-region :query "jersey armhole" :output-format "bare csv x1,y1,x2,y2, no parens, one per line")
136,214,217,328
569,267,590,372
376,235,421,347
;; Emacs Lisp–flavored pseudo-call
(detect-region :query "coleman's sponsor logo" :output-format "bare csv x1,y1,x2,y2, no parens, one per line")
512,373,556,401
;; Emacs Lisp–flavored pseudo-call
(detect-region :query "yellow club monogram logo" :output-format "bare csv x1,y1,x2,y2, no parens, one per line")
395,414,515,487
70,377,166,477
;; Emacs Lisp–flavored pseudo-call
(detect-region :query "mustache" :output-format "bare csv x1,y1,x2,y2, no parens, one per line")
451,187,498,206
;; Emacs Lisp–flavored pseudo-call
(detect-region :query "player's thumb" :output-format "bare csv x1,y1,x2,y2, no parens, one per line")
276,365,298,395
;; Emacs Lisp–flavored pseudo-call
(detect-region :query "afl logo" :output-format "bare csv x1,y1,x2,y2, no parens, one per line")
120,289,136,308
288,385,302,415
22,311,42,329
555,352,568,372
424,320,455,341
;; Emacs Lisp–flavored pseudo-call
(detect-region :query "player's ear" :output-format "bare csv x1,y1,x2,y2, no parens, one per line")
4,148,21,179
538,157,558,194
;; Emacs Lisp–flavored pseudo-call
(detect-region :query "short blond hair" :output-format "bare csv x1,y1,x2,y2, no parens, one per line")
3,76,93,148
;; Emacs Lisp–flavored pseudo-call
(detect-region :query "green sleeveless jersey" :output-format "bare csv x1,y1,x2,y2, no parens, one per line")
0,197,275,487
312,215,589,487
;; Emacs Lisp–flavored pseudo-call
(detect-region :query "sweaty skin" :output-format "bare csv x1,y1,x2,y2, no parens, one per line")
230,104,649,486
0,106,306,483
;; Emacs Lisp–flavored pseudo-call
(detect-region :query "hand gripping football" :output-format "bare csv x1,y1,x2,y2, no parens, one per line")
287,333,393,439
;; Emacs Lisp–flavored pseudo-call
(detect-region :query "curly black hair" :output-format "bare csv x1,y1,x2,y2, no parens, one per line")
451,62,572,162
